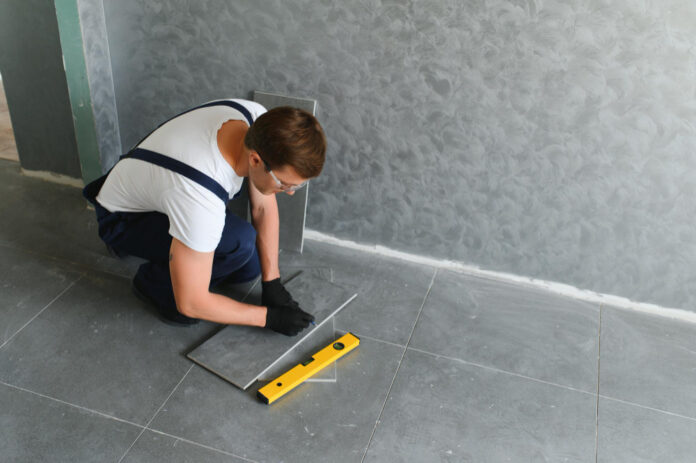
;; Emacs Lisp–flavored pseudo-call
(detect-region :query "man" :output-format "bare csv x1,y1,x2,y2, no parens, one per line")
82,99,325,336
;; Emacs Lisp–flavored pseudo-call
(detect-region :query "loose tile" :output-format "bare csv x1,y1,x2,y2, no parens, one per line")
0,272,219,425
599,306,696,418
229,269,337,382
258,317,337,383
280,241,435,345
150,335,404,463
254,90,317,253
0,382,141,462
122,430,248,463
276,184,309,253
0,245,82,346
365,349,597,462
188,271,357,389
409,270,600,392
597,397,696,462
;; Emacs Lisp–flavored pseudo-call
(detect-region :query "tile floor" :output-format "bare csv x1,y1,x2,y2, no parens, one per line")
2,157,696,462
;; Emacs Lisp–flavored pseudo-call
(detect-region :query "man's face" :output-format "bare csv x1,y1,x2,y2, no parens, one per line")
248,151,308,196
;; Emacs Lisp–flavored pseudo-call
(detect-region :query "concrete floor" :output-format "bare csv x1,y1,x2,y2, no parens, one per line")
2,158,696,462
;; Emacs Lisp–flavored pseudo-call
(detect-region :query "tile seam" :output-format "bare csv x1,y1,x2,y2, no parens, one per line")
0,379,145,429
0,275,83,351
405,346,597,398
145,428,260,463
334,328,406,349
117,364,195,463
595,305,603,463
359,267,438,463
597,394,696,424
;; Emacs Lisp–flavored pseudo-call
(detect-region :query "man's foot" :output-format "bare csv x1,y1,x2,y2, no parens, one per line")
131,278,199,327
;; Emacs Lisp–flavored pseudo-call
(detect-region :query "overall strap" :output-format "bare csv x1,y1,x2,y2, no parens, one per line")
128,100,254,152
121,148,230,203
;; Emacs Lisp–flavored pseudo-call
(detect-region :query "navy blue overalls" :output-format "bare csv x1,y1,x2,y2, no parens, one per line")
82,101,261,317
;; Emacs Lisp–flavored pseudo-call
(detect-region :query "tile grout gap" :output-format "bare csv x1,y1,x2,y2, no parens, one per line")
0,379,145,429
334,328,406,350
145,428,260,463
1,365,257,462
360,267,438,463
406,345,597,398
597,394,696,424
0,275,83,351
595,304,603,463
117,364,195,463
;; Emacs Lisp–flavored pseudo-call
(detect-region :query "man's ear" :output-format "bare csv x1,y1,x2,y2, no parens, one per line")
249,150,262,167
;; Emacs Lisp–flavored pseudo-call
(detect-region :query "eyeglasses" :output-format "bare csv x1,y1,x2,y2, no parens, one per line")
259,155,308,192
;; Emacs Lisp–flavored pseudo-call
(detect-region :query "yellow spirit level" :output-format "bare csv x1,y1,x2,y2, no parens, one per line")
257,332,360,404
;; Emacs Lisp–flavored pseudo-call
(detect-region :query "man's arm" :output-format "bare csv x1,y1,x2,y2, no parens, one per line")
169,237,267,325
248,179,281,282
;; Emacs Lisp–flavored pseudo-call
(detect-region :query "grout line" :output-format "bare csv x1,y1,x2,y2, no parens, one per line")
406,346,597,397
595,305,603,463
117,364,195,463
0,380,145,429
360,267,438,463
334,328,406,350
0,275,83,351
145,428,259,463
597,394,696,424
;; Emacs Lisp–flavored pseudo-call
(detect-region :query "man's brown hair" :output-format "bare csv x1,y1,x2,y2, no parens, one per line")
244,106,326,179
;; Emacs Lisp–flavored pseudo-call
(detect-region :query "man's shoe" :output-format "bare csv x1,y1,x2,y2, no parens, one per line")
131,279,199,327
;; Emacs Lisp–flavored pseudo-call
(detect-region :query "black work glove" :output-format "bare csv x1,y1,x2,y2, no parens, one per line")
262,278,300,309
265,304,315,336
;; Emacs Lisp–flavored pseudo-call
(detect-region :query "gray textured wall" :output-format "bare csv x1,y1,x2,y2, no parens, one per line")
77,0,122,172
0,0,82,177
101,0,696,311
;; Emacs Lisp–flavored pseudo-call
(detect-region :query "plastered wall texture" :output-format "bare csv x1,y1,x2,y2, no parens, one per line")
76,0,122,172
101,0,696,312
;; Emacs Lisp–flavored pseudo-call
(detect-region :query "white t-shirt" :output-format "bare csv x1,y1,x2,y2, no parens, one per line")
96,99,267,252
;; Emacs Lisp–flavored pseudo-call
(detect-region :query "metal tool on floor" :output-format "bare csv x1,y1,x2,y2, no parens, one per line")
257,332,360,404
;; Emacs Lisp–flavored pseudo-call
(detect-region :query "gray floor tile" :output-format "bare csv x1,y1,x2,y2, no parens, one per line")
597,397,696,462
149,335,404,463
122,430,249,463
409,270,600,392
280,242,435,346
365,348,597,463
188,271,357,389
231,271,338,382
0,245,82,347
0,160,142,279
599,306,696,418
0,381,142,463
0,272,220,425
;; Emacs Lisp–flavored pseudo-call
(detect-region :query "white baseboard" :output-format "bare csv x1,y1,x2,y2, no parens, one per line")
304,229,696,324
21,168,84,188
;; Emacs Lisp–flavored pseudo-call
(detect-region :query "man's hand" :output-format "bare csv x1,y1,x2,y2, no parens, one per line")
265,304,315,336
262,278,300,309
